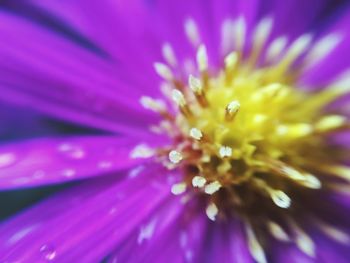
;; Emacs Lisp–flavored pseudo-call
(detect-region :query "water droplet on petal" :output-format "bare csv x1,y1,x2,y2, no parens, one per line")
98,161,112,169
40,244,57,261
137,218,157,244
33,170,45,179
0,153,16,168
12,177,29,185
58,143,86,160
128,165,144,178
61,169,76,178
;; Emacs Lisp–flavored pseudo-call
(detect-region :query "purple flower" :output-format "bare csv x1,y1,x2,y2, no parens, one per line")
0,0,350,262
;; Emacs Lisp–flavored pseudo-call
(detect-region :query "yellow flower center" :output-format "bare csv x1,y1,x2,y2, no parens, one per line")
135,16,350,262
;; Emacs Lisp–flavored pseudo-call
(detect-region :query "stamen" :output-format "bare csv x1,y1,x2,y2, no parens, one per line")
290,222,316,257
184,18,200,47
140,96,166,113
192,175,207,188
267,221,290,242
204,181,222,195
266,36,288,62
189,75,208,106
249,17,273,67
189,74,202,93
253,17,273,47
221,19,235,55
171,89,186,107
171,182,187,195
206,202,219,221
225,100,240,121
219,146,233,158
246,224,267,263
315,115,346,132
225,52,239,70
169,150,183,164
233,16,246,52
189,128,203,140
154,62,174,81
130,144,155,159
172,89,192,116
162,43,177,67
196,44,208,72
305,33,342,69
278,34,312,69
315,220,350,245
270,190,291,209
302,174,322,189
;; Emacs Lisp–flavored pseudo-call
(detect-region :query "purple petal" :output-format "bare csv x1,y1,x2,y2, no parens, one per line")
301,6,350,86
108,198,208,263
0,11,159,137
0,136,148,190
0,166,171,262
199,220,253,263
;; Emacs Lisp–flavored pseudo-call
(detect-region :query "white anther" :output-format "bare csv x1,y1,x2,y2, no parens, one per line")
221,19,235,55
266,36,288,61
189,128,203,140
225,52,239,69
233,16,246,51
192,176,207,188
271,190,291,209
184,18,200,47
197,44,208,72
204,181,222,195
189,75,202,93
140,96,166,112
303,174,322,189
246,224,267,263
171,182,187,195
162,43,177,67
253,16,273,46
226,100,240,114
130,144,155,159
206,202,219,221
268,221,290,242
305,33,343,68
286,34,313,61
154,62,174,80
168,150,183,164
219,146,233,158
171,89,186,107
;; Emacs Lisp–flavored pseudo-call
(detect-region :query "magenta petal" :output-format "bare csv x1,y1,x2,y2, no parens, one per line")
0,167,171,262
0,136,148,190
0,11,159,137
108,200,208,263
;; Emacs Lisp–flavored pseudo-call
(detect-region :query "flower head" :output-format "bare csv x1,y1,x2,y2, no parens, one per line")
0,0,350,262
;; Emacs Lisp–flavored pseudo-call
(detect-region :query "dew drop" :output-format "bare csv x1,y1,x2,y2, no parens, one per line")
40,244,57,261
0,153,16,168
33,170,45,179
98,161,112,169
61,169,76,178
137,218,157,244
58,143,86,160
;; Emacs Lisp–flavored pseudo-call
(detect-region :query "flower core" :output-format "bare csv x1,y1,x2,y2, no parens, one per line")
137,16,350,261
